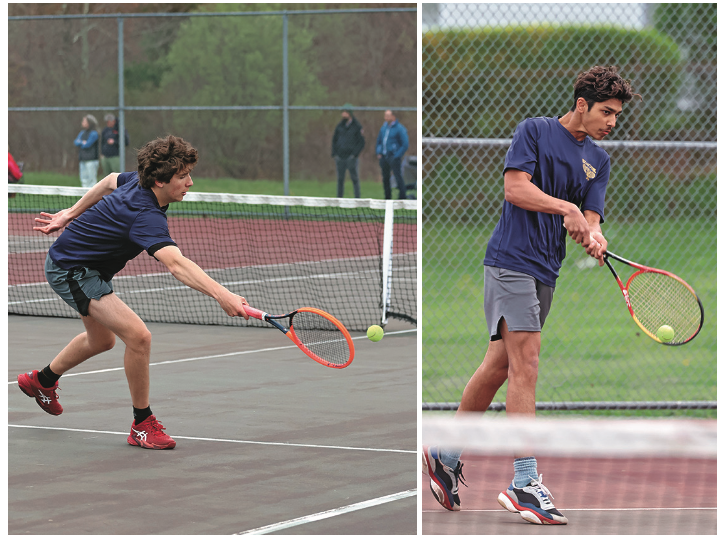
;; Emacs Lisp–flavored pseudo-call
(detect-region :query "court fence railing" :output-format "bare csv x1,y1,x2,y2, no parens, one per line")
8,7,417,193
422,3,716,412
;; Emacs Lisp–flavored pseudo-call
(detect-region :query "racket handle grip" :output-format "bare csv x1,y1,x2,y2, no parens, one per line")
243,306,266,321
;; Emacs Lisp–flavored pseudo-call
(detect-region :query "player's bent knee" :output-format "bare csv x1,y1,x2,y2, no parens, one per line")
92,334,116,353
126,327,152,352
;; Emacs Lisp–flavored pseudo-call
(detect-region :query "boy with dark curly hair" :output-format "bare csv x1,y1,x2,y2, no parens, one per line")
18,135,250,449
424,66,641,524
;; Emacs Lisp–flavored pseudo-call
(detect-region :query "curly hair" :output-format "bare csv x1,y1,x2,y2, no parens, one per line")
570,65,642,111
136,135,198,189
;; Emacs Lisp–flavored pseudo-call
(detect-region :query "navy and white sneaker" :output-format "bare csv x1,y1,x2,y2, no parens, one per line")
423,446,467,511
497,474,568,525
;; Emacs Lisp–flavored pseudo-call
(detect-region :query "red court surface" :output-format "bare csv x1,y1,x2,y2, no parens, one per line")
422,449,717,535
8,210,415,284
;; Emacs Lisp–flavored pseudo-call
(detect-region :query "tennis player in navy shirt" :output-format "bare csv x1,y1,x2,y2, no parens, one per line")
424,66,641,523
18,135,250,450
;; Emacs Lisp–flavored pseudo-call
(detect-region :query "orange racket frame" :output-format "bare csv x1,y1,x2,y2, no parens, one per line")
243,305,355,368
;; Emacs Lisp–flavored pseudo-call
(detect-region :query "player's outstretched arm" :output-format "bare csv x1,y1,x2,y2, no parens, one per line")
33,173,119,235
504,169,592,247
154,245,249,319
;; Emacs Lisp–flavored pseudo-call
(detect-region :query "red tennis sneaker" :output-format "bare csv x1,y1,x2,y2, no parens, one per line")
127,415,176,450
17,370,63,416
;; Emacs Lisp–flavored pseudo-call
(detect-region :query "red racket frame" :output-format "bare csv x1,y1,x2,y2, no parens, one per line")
603,251,704,346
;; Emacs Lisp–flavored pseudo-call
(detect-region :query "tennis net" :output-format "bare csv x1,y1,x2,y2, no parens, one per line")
8,185,417,331
423,415,716,535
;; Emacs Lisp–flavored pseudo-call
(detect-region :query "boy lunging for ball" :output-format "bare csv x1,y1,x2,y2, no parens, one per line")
17,135,250,449
423,66,640,524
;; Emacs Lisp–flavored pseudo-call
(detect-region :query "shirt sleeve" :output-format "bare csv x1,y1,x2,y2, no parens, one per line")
82,131,99,149
115,171,137,188
397,125,409,158
129,209,177,256
503,119,539,176
581,154,611,222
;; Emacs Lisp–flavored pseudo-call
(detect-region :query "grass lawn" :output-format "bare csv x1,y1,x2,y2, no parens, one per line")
18,171,389,199
423,218,717,411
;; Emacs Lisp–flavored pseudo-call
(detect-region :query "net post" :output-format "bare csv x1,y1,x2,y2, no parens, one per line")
381,200,394,325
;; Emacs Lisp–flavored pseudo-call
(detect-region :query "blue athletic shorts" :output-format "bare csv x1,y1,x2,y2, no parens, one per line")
483,265,555,341
45,253,114,316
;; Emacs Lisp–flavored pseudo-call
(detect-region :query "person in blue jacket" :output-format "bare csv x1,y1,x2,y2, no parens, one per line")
376,110,409,199
74,114,100,188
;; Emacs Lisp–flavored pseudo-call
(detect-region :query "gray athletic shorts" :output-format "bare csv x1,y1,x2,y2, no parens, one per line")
45,253,114,316
483,265,555,341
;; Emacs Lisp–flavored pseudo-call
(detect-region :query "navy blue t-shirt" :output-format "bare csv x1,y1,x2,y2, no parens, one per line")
483,116,610,287
49,172,177,280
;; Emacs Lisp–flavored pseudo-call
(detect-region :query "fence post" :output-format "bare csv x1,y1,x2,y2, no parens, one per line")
117,16,125,172
282,12,289,196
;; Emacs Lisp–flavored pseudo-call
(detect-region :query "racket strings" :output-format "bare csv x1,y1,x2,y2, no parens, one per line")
628,272,702,344
292,311,351,367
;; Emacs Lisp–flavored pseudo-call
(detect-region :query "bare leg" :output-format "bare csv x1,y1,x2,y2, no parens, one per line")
84,294,152,408
48,315,116,375
500,319,541,462
500,322,541,417
458,337,509,415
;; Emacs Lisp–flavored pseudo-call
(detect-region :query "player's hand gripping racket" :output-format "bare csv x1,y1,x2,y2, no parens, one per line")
244,306,355,368
601,249,704,346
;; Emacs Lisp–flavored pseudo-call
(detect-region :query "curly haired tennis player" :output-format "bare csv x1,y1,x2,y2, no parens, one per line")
17,135,250,450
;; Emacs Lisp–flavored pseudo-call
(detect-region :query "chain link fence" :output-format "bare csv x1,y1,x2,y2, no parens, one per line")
422,3,716,410
8,5,416,194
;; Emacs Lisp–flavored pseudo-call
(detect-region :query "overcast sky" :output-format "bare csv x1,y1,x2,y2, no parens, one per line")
424,3,650,29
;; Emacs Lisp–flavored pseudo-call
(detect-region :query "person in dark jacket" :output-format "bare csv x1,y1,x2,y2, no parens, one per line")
331,104,366,198
74,114,100,188
100,114,130,177
376,110,409,199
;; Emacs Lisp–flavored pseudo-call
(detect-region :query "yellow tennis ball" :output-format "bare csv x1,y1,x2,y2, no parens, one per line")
657,325,675,343
367,325,384,342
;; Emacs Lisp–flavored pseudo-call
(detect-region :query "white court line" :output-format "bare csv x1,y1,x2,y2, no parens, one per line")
423,507,717,513
8,424,415,454
235,489,417,534
6,328,416,385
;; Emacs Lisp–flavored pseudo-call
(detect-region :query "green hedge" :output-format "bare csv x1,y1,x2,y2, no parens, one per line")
423,25,682,139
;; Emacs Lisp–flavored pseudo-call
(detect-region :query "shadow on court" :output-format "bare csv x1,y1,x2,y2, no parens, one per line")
8,315,416,535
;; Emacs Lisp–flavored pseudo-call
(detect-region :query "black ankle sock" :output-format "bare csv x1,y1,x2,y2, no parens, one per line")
133,405,153,425
38,365,62,388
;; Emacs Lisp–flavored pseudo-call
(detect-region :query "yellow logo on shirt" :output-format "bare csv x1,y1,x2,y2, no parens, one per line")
582,159,596,180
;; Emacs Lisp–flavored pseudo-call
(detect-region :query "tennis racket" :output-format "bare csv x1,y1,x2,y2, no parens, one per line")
243,306,355,368
601,250,704,346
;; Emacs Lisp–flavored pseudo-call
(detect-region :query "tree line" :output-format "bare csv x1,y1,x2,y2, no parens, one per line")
8,3,417,181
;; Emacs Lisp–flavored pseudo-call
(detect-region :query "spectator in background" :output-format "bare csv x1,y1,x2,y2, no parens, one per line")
9,148,23,184
9,148,24,199
331,103,365,198
100,113,130,177
74,114,100,188
376,110,409,200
